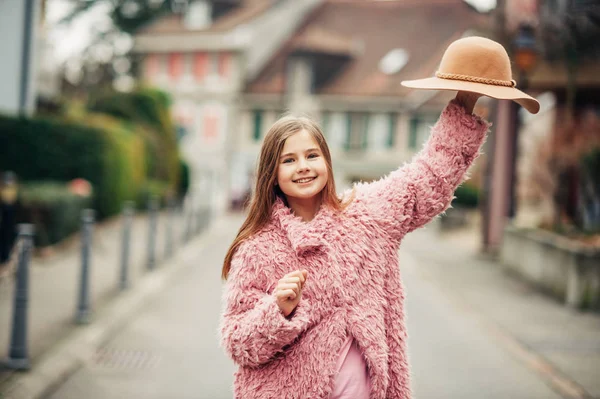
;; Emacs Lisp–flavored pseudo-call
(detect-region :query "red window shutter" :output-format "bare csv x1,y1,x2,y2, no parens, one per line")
194,53,209,81
218,53,230,79
168,53,184,81
203,112,219,141
145,53,160,79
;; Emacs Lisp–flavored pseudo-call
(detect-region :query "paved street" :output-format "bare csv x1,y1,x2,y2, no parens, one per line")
0,208,189,368
46,213,598,399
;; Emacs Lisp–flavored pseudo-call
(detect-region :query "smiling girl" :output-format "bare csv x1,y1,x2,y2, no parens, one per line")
219,91,487,399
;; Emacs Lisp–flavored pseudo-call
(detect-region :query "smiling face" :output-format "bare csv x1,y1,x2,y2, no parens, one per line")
276,129,329,208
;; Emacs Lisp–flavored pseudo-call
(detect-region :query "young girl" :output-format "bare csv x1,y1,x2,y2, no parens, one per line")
219,91,488,399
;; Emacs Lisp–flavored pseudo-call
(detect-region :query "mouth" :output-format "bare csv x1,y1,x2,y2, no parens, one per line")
293,176,317,184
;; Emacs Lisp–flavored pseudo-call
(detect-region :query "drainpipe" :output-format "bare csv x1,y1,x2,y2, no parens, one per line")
18,0,36,116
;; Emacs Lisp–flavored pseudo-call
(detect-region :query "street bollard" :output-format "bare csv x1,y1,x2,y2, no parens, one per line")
119,201,134,290
184,202,193,243
165,197,174,258
147,197,158,270
3,224,34,370
75,209,95,324
0,172,19,264
199,207,206,233
196,204,202,235
181,204,188,245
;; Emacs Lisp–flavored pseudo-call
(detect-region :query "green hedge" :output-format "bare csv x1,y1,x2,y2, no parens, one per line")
17,182,93,247
0,113,146,219
136,179,172,210
452,184,479,208
178,158,190,199
87,88,179,190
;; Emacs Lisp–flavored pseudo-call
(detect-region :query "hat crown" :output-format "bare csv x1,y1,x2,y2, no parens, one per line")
438,36,513,82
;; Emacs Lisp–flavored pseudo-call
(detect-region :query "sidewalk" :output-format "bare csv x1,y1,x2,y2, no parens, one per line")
0,206,202,394
402,218,600,399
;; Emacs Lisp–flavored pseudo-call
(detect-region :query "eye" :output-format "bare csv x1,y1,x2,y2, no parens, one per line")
282,158,294,164
308,153,319,159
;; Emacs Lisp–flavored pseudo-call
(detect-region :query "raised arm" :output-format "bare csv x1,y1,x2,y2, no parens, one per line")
354,96,490,242
218,241,312,368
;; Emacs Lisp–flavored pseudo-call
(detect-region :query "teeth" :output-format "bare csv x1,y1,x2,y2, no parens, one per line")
295,177,314,183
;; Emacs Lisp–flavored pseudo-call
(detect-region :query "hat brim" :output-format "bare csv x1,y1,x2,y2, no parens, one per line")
401,77,540,114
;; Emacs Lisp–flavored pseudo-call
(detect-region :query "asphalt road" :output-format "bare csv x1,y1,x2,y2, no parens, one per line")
47,214,562,399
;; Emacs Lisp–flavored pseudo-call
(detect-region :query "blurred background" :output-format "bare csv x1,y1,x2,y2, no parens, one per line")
0,0,599,398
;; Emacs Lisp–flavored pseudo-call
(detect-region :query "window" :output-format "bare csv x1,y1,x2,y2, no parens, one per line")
345,112,369,151
327,112,347,151
321,111,331,139
379,49,409,75
204,113,219,141
365,113,397,151
408,114,437,150
252,110,263,141
387,113,397,148
194,53,209,82
218,53,231,79
145,53,160,79
168,53,184,81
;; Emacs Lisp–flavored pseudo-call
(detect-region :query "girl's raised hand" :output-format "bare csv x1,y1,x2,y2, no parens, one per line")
455,91,483,114
274,269,308,318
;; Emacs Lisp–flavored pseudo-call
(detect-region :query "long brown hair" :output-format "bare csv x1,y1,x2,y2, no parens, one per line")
221,115,354,280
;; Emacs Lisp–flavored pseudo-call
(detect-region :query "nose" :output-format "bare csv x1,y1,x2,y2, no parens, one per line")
296,159,310,172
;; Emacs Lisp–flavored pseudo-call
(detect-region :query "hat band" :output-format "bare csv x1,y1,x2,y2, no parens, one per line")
436,71,517,88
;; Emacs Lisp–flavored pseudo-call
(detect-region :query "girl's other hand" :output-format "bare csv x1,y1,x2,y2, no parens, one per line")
274,269,308,318
455,91,482,114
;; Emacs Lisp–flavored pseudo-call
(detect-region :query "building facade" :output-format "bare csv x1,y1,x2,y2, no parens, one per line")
135,0,489,210
237,0,489,199
134,0,320,213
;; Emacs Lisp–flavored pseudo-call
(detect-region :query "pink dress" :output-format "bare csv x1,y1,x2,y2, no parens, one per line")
331,334,372,399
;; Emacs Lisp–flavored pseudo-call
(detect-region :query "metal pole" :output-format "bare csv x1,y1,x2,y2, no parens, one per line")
18,0,35,116
165,197,174,258
147,197,158,270
119,201,134,290
75,209,94,324
3,224,34,370
182,196,190,244
196,201,202,235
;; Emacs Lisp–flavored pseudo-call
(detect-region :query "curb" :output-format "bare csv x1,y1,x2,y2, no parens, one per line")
0,223,216,399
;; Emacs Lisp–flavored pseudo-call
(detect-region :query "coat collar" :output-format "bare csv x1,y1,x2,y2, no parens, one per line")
271,196,335,256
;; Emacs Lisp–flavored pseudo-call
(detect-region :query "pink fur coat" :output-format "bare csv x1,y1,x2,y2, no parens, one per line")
219,100,490,399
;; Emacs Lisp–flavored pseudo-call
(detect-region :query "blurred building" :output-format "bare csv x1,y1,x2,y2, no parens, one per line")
0,0,41,115
134,0,489,210
483,0,600,251
240,0,489,195
134,0,321,212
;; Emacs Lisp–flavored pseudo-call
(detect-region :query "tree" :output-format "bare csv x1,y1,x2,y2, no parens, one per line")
53,0,176,92
538,1,600,119
535,2,600,233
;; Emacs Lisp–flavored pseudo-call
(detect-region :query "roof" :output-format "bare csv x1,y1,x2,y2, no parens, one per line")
137,0,272,34
290,26,359,57
245,0,490,97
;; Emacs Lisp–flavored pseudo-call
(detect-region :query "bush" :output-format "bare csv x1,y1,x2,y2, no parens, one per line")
452,184,479,208
17,181,93,247
0,113,146,219
136,179,172,210
579,146,600,232
178,158,190,199
87,88,179,190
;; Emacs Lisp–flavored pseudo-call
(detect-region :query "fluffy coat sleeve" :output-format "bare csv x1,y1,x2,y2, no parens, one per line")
354,99,490,242
219,240,313,368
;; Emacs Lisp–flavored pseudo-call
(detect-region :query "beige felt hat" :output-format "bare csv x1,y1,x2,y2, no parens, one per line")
401,36,540,114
